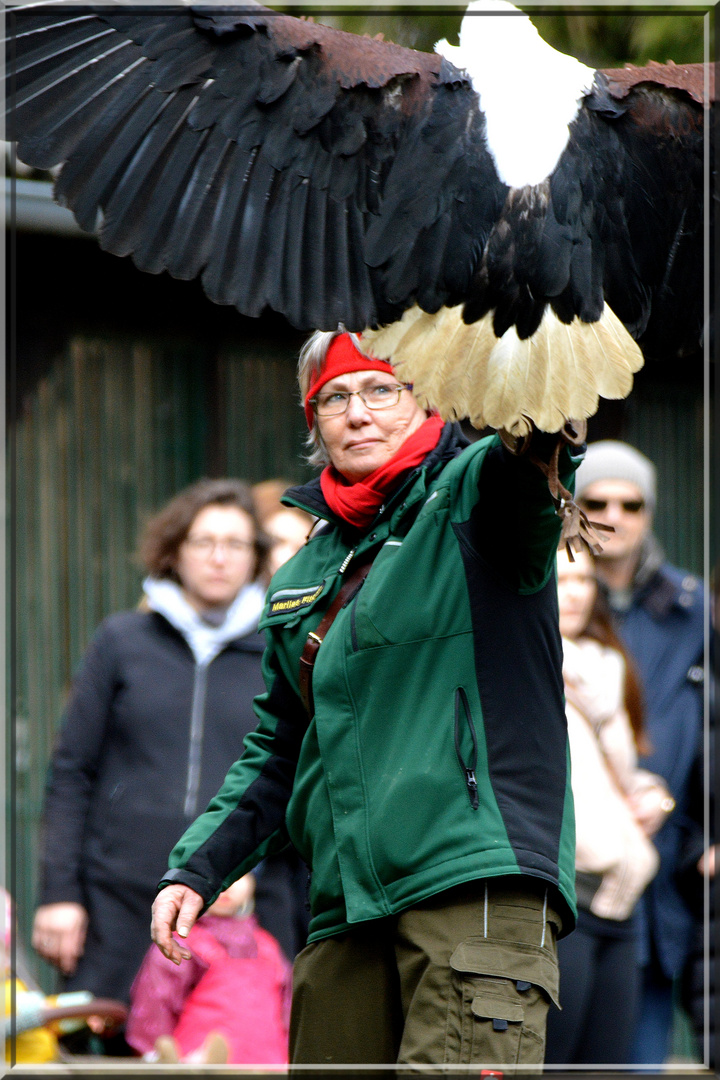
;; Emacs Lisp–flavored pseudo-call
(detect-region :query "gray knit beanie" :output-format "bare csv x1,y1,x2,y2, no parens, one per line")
575,441,656,511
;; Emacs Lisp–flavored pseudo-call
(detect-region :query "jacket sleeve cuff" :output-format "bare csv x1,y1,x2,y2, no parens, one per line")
38,882,86,907
157,867,218,906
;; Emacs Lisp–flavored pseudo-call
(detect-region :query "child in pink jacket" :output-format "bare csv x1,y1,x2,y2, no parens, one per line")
126,877,291,1065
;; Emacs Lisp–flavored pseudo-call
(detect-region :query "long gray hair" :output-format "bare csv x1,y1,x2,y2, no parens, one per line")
298,327,374,468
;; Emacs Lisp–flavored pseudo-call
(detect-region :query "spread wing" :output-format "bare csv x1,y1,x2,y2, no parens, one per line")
5,3,506,331
5,4,710,431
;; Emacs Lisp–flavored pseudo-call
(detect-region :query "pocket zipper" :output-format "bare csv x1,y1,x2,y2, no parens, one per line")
454,687,479,810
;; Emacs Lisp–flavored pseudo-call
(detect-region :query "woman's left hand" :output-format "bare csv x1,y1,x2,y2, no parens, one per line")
627,775,675,837
32,902,88,975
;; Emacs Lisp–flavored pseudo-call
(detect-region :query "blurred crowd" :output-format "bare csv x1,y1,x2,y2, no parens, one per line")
5,442,715,1068
8,476,313,1066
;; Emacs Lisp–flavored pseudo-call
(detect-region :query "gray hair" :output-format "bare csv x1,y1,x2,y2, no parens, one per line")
298,327,372,469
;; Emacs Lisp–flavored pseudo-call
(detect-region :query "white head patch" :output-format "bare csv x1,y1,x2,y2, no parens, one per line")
435,0,594,189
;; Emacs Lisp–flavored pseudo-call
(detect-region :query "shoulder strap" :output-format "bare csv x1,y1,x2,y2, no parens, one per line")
299,560,373,717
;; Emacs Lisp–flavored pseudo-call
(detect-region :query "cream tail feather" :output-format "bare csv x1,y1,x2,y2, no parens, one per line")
362,304,644,437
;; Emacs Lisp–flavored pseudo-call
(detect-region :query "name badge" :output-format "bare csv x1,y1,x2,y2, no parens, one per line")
268,583,324,615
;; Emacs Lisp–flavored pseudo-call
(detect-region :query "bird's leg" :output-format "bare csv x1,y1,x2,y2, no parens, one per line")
509,420,614,559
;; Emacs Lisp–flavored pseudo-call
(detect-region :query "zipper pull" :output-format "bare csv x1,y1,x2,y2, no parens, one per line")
465,769,479,810
338,547,357,574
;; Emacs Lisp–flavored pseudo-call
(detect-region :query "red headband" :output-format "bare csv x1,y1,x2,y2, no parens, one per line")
304,334,396,429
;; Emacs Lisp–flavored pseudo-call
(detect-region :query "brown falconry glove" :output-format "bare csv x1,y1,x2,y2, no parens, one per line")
498,419,613,559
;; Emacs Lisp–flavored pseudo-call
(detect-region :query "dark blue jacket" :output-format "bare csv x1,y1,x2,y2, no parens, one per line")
606,545,704,977
39,610,267,1001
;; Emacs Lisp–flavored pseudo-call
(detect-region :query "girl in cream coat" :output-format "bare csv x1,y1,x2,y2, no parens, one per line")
546,547,672,1066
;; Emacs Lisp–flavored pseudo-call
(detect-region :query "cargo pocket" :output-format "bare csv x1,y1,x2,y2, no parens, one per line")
445,942,554,1067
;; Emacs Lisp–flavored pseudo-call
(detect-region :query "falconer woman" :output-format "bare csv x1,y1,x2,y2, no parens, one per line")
152,330,582,1067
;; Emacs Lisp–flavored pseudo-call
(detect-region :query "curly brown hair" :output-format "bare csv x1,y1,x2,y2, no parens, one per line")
138,478,270,583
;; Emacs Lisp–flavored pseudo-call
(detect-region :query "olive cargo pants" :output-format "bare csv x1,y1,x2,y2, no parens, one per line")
290,879,562,1068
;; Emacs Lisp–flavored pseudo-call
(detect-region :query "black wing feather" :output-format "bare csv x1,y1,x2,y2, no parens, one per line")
54,78,160,233
324,191,358,329
14,39,142,164
301,184,330,329
165,129,238,281
201,143,260,305
101,88,210,257
127,124,212,275
8,15,111,78
256,168,295,315
231,152,279,314
279,178,312,329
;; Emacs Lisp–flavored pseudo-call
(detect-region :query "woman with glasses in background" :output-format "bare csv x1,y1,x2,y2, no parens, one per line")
32,479,271,1050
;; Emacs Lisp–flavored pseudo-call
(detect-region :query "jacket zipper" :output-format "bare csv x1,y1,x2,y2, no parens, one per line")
338,546,357,574
184,661,209,819
454,687,479,810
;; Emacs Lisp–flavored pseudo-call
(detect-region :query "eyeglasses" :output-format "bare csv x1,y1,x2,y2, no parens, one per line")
184,536,254,557
312,384,409,417
579,497,646,514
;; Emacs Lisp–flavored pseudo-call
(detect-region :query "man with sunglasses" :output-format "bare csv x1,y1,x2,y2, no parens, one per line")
575,441,704,1067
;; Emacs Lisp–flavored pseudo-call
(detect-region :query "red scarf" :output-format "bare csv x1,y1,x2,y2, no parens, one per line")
320,415,445,529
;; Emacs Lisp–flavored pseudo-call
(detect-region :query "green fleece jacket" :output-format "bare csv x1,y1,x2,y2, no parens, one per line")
163,424,579,940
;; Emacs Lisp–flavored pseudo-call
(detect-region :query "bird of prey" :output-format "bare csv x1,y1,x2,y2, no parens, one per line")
4,1,709,434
